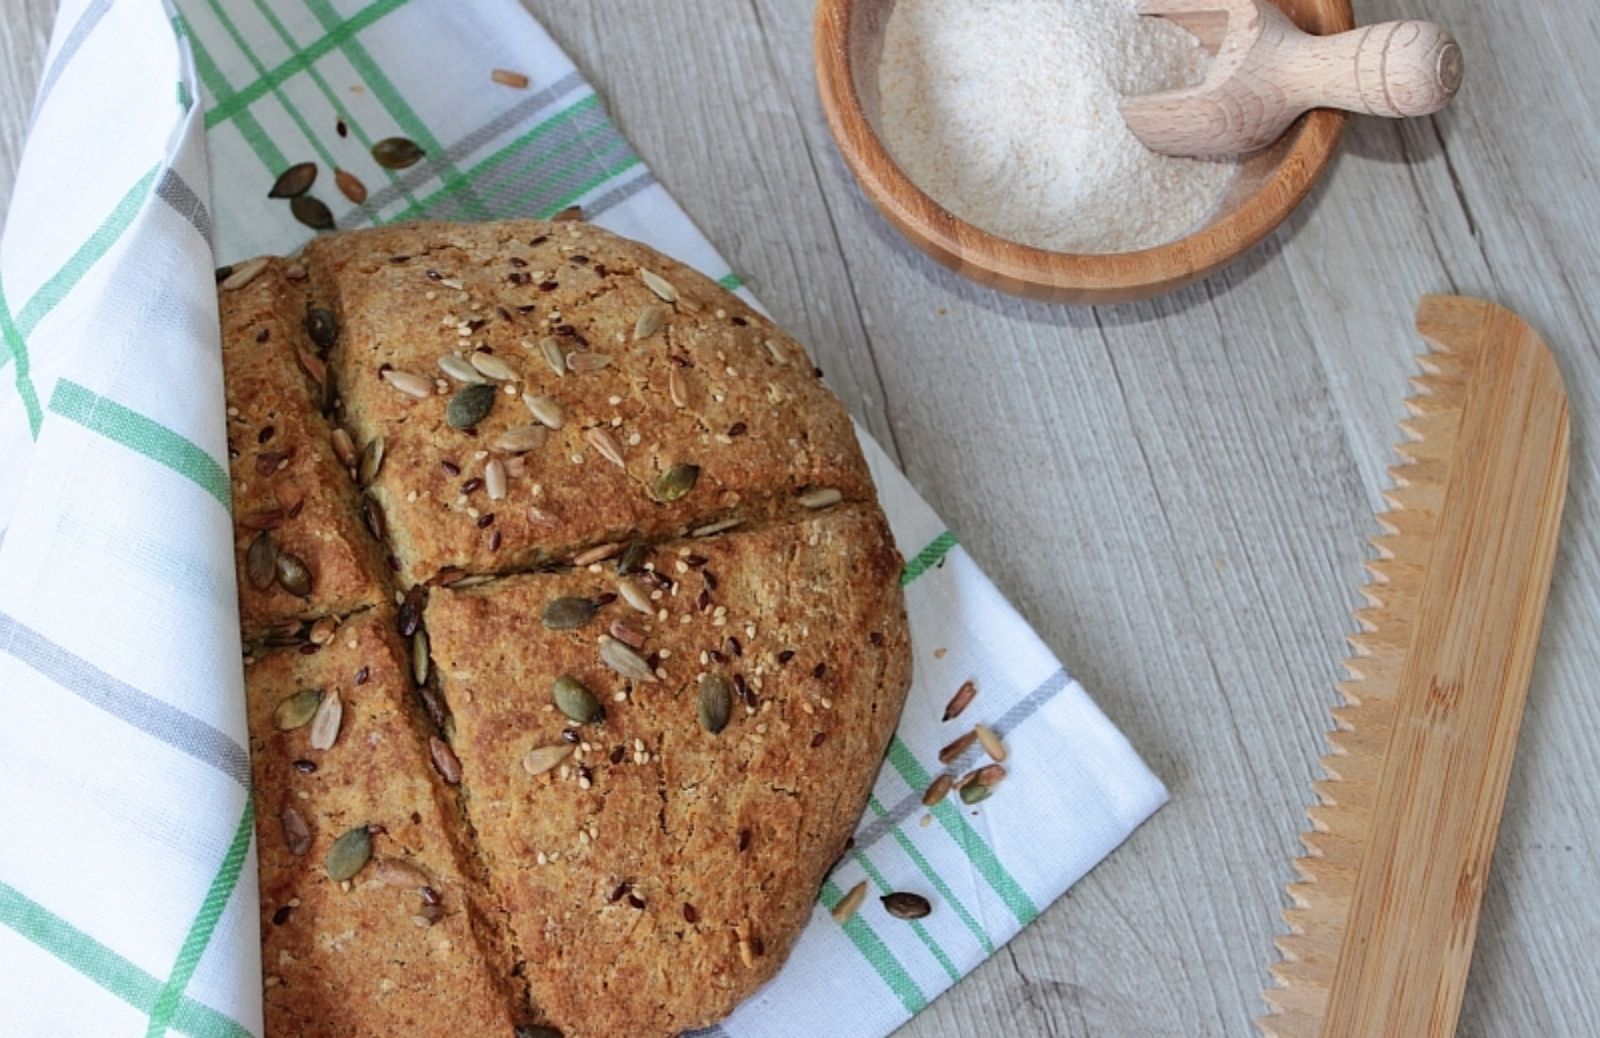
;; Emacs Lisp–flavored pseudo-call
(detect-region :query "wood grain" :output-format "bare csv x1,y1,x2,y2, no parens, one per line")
3,0,1599,1035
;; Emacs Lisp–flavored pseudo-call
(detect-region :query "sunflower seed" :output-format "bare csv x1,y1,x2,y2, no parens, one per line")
446,383,497,429
538,337,567,376
943,680,977,722
412,631,430,685
382,369,434,398
308,617,338,645
372,137,425,169
832,880,868,924
280,805,311,856
398,586,427,637
373,857,431,889
334,167,367,204
542,596,598,630
584,427,625,468
691,517,743,538
308,690,343,751
330,427,357,468
516,394,563,432
553,205,583,222
493,424,547,453
296,346,326,388
608,618,647,648
325,825,373,881
273,689,323,730
305,307,338,353
275,553,313,597
566,352,612,374
469,351,518,382
765,339,789,365
974,724,1007,762
514,1028,562,1038
268,162,317,199
439,354,486,384
668,367,689,408
363,495,386,539
553,676,603,723
654,463,699,502
246,531,278,590
290,195,335,231
697,673,732,734
938,729,977,765
522,743,574,776
922,774,954,806
573,541,623,566
799,487,842,510
634,304,668,341
971,763,1007,789
640,268,678,303
600,639,658,684
221,257,269,291
491,68,530,88
485,457,508,500
618,578,654,615
428,736,462,785
959,781,995,805
358,436,385,485
882,892,932,919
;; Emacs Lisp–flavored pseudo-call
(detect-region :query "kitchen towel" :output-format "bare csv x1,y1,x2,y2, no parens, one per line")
0,1,1167,1035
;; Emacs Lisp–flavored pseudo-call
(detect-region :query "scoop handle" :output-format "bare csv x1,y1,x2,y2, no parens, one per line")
1285,19,1463,117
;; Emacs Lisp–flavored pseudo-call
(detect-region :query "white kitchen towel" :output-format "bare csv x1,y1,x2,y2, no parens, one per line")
0,2,1168,1036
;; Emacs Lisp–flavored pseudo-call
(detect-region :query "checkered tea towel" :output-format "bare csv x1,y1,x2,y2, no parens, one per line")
0,2,1167,1035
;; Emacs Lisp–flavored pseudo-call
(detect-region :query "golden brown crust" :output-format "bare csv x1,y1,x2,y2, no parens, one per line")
244,611,519,1038
306,221,873,586
220,260,389,639
424,506,911,1038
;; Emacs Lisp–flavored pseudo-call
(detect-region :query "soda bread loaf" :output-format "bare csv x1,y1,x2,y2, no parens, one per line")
221,220,912,1038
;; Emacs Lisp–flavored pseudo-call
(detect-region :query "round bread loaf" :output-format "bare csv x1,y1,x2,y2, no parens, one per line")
221,220,912,1038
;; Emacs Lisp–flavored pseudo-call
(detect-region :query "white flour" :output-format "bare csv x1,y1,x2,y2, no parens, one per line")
877,0,1234,253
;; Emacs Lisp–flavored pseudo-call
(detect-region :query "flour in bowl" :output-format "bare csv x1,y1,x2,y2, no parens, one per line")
876,0,1235,253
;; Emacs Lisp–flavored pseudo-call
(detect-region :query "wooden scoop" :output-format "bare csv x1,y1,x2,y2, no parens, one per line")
1120,0,1462,157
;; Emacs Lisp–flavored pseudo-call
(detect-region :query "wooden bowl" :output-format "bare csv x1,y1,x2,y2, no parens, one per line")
814,0,1354,304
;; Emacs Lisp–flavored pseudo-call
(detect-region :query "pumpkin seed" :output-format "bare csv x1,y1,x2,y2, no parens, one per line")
412,631,430,685
469,351,518,382
221,257,269,291
566,352,612,374
668,367,689,409
330,427,357,468
542,596,598,630
275,552,313,597
334,167,367,204
493,424,546,453
584,427,625,468
306,307,337,352
522,743,574,777
439,354,486,384
373,857,431,889
616,542,648,575
943,680,977,722
553,676,603,723
922,774,954,806
372,136,425,169
325,825,373,881
274,689,323,730
974,724,1007,762
600,639,657,684
832,880,868,924
428,736,462,785
881,892,932,920
485,457,508,501
799,487,842,510
640,268,678,303
290,195,335,231
359,436,386,485
268,162,317,199
697,673,732,734
959,781,995,805
522,393,565,430
308,690,343,751
246,531,278,591
634,304,668,341
446,383,497,429
618,578,654,615
382,369,434,398
654,463,699,502
938,730,977,765
538,337,567,377
280,804,311,856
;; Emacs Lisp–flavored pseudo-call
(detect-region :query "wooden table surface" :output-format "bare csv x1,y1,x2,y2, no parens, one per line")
3,2,1596,1035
